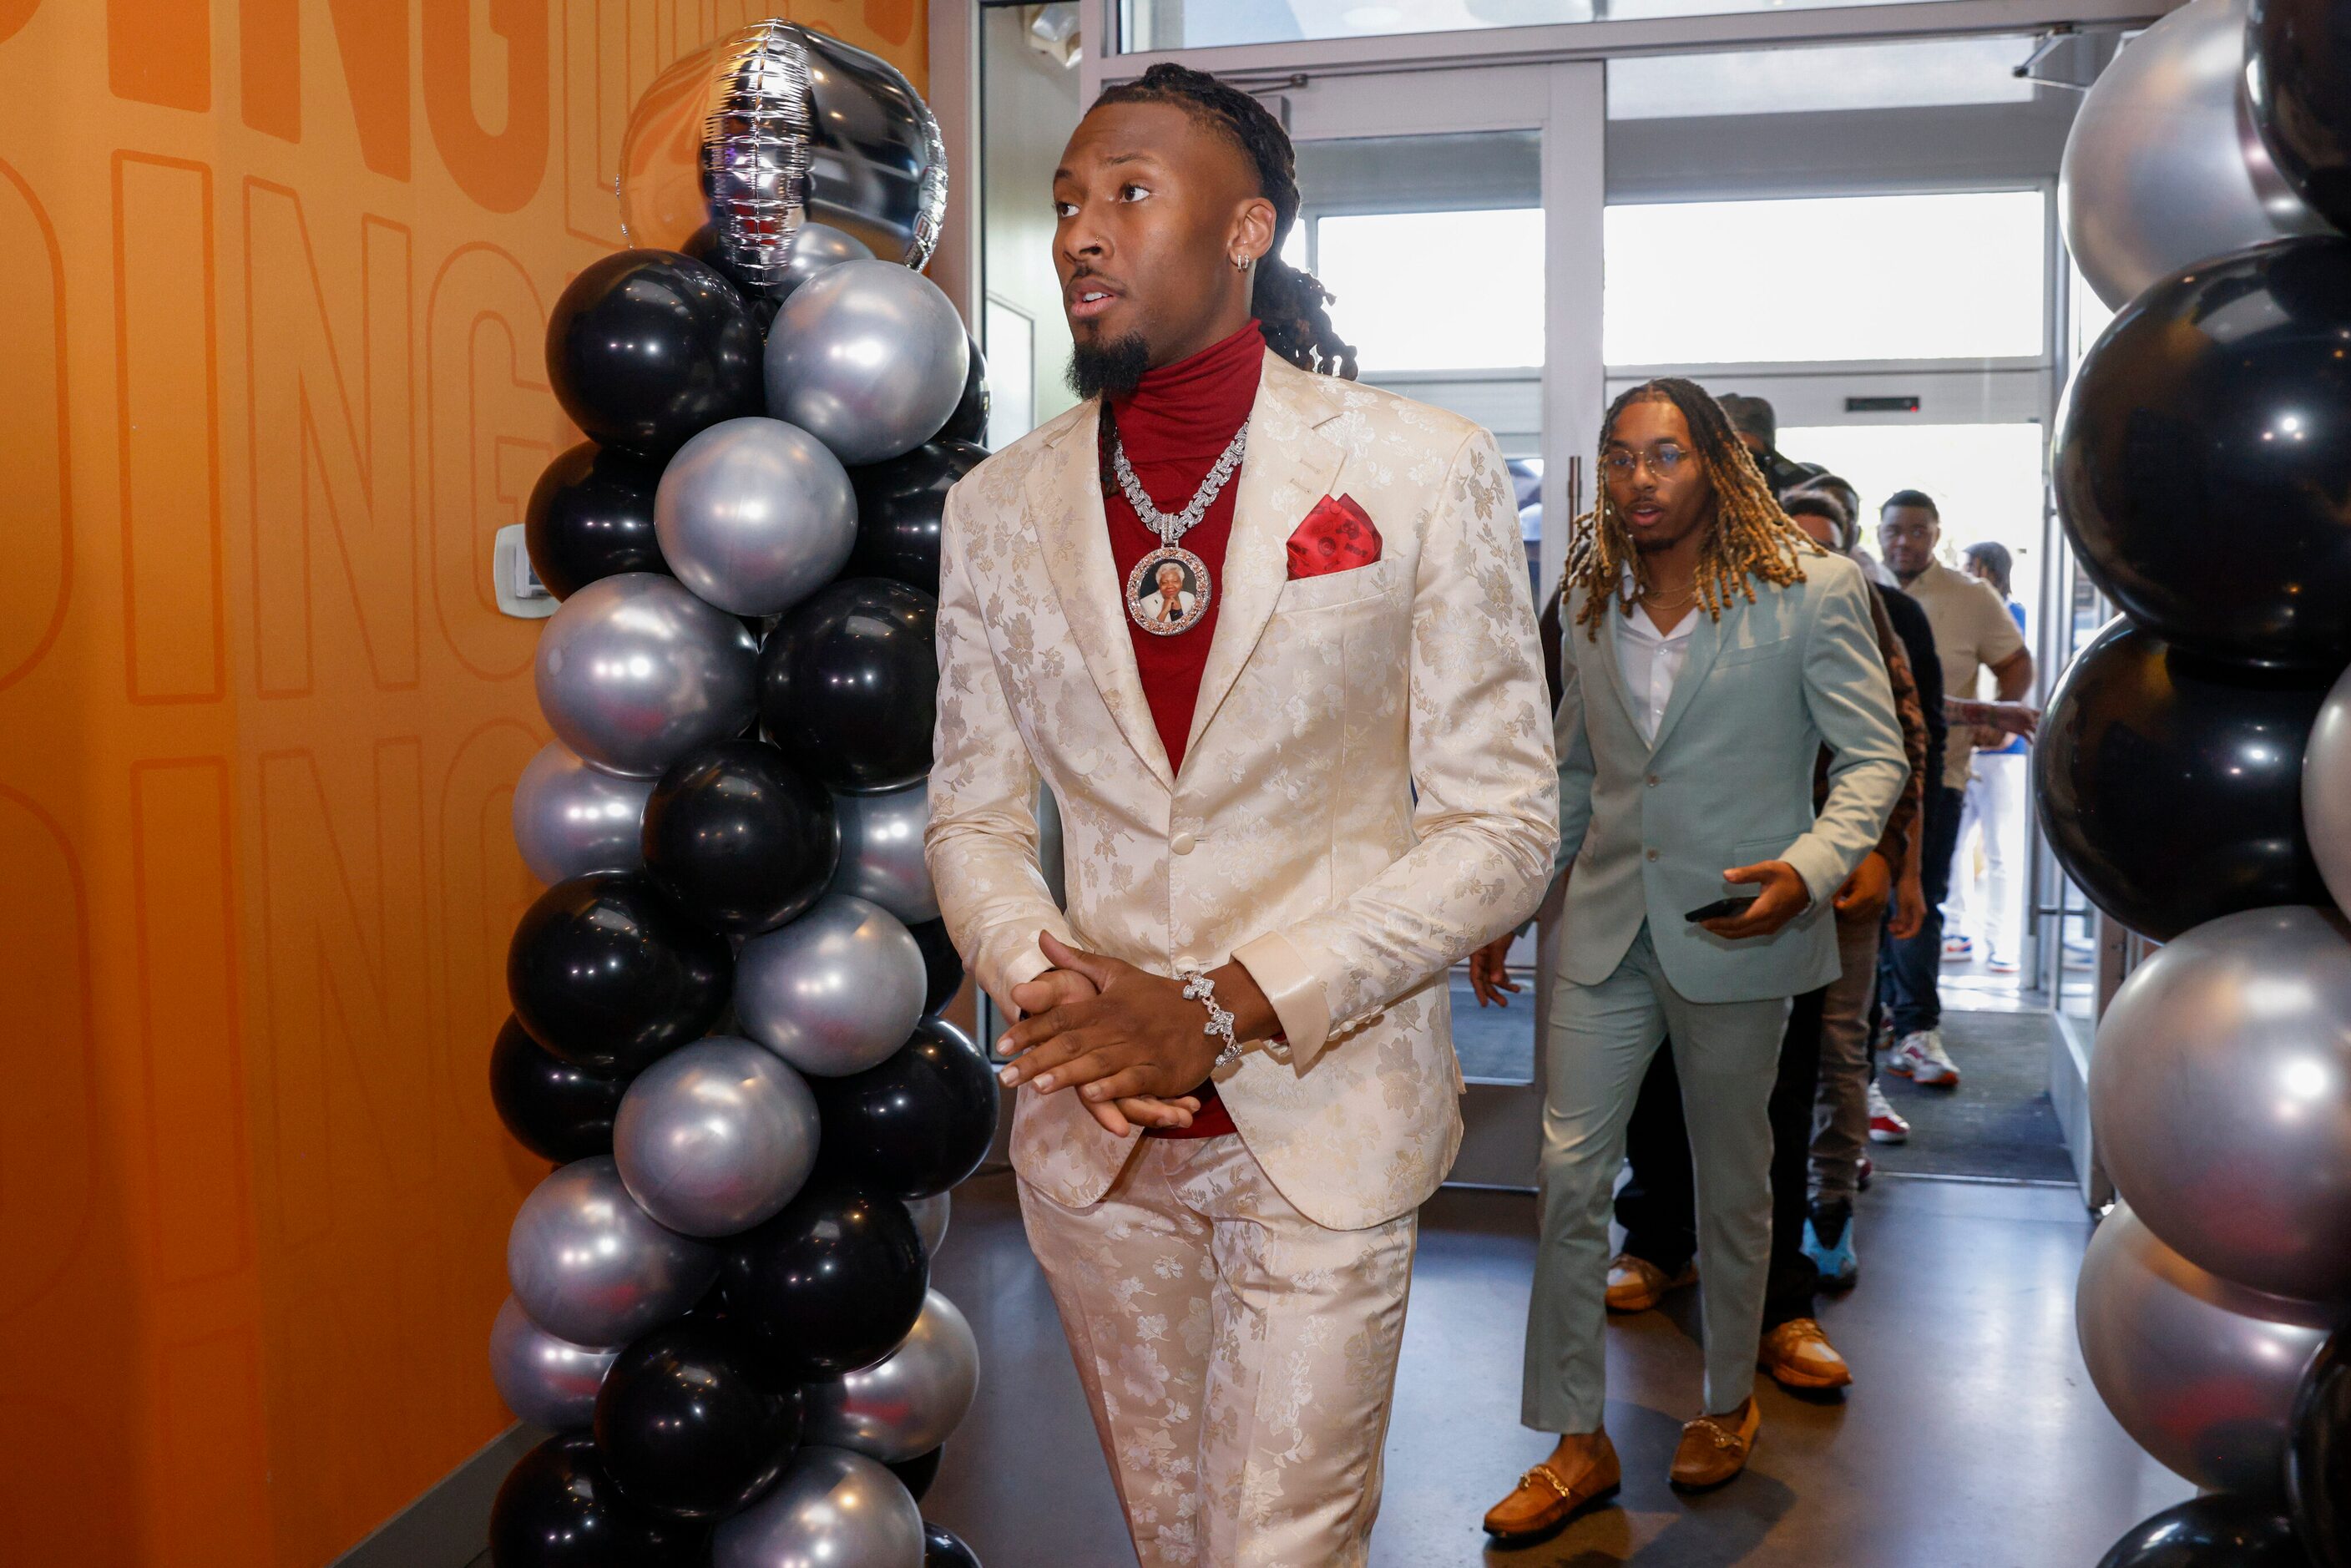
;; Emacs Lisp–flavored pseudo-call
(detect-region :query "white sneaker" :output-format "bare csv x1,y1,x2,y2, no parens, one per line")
1890,1029,1959,1088
1868,1081,1911,1143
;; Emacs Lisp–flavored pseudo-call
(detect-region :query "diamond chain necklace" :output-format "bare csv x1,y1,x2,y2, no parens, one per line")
1110,418,1250,546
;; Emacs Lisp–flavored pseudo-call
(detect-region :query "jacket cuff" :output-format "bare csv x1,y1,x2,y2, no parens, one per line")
1231,930,1330,1068
989,942,1054,1019
1780,835,1844,910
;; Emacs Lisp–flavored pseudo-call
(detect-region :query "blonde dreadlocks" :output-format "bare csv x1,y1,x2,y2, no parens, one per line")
1565,378,1820,639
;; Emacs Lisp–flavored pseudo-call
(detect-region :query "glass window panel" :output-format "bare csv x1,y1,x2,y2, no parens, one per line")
1122,0,1957,52
1604,191,2046,364
1774,422,2047,643
1606,36,2043,120
1317,207,1545,371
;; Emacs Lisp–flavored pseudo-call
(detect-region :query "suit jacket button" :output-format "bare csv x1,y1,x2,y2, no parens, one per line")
1646,848,1660,861
1171,832,1197,855
1646,774,1661,787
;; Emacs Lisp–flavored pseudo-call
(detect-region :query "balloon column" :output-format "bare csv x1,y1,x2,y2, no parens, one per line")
2053,7,2351,1561
485,26,993,1568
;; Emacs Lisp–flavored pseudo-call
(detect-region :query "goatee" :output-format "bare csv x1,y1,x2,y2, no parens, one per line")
1069,333,1151,401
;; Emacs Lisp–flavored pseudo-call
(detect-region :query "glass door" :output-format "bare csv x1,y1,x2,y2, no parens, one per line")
1272,61,1605,1187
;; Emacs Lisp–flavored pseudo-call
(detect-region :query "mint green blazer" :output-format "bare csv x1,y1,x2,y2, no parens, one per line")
1553,550,1906,1004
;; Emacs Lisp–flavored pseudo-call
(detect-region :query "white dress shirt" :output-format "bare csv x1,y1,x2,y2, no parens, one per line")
1613,599,1697,745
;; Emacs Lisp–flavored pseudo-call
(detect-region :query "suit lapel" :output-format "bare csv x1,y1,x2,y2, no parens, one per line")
1182,354,1347,766
1581,590,1649,740
1647,597,1727,756
1027,404,1175,791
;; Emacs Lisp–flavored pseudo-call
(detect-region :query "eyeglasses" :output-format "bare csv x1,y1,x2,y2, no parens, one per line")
1602,443,1691,481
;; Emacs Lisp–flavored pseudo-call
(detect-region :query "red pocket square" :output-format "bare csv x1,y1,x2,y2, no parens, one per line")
1287,493,1383,579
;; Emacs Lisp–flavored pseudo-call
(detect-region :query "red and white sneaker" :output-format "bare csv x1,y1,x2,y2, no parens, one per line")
1868,1081,1911,1144
1890,1029,1960,1088
1858,1155,1874,1190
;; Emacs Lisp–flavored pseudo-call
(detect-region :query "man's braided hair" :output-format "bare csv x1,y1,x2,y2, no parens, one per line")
1090,63,1358,379
1565,377,1818,639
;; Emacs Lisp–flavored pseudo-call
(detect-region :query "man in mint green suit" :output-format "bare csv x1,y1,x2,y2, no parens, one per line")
1483,381,1904,1535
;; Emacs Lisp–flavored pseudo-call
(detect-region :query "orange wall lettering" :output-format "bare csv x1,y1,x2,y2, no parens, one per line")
0,4,926,1562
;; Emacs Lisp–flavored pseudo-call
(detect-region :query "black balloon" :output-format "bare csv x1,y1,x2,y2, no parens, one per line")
2035,618,2331,941
508,872,732,1074
938,334,990,447
641,740,840,933
758,579,938,793
812,1016,999,1200
2095,1495,2312,1568
524,442,670,600
2292,1329,2350,1568
887,1445,943,1504
925,1521,983,1568
593,1320,801,1520
908,918,966,1015
2249,0,2351,235
546,249,763,458
2055,235,2351,667
489,1014,630,1163
720,1179,928,1380
488,1434,707,1568
847,439,988,598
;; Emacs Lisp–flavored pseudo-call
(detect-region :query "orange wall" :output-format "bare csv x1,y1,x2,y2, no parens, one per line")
0,4,924,1564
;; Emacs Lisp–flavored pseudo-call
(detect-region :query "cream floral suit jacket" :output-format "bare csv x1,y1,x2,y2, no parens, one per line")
924,350,1559,1232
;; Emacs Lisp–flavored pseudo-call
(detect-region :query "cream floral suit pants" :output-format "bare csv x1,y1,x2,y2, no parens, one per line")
1019,1136,1418,1567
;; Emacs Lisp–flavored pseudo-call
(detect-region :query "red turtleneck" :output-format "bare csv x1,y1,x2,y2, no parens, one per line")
1103,320,1261,1141
1105,319,1263,775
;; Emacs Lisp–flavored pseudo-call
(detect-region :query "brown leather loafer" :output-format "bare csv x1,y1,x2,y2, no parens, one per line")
1605,1253,1697,1313
1483,1432,1622,1540
1759,1317,1853,1390
1670,1398,1760,1490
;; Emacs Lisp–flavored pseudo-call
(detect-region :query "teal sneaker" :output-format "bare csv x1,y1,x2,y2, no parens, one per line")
1803,1213,1858,1289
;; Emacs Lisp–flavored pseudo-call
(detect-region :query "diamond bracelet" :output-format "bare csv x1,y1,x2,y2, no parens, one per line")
1179,969,1243,1070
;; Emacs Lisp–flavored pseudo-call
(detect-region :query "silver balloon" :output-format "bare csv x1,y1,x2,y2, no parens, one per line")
735,893,926,1076
614,1037,822,1237
907,1191,950,1258
775,223,874,301
507,1156,718,1348
534,573,758,779
2060,0,2333,311
2076,1203,2333,1495
2305,663,2351,912
829,781,938,924
511,741,653,884
618,23,945,292
2092,905,2351,1300
488,1295,617,1430
804,1290,979,1463
712,1447,924,1568
654,417,856,618
766,260,970,466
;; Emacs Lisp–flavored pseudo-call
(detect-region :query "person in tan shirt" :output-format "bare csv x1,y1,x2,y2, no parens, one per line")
1875,490,2031,1088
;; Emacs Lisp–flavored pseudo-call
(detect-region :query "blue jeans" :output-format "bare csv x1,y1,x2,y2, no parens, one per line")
1879,783,1964,1035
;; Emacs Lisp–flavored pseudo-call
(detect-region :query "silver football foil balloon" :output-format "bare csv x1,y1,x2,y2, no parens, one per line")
804,1290,979,1463
2304,663,2351,911
2092,905,2351,1301
712,1446,924,1568
614,1037,822,1237
618,22,945,296
533,573,759,779
507,1156,719,1348
735,893,926,1076
2076,1203,2333,1495
488,1295,618,1430
766,260,970,465
829,781,938,924
2060,0,2333,311
654,417,857,617
512,741,654,884
907,1191,950,1258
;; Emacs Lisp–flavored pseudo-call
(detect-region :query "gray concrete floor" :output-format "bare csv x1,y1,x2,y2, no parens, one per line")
924,1171,2191,1567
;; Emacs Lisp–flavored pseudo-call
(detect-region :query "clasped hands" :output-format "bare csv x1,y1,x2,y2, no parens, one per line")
999,932,1272,1139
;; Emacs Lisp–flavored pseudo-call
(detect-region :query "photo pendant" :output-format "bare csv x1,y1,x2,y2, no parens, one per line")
1127,545,1212,637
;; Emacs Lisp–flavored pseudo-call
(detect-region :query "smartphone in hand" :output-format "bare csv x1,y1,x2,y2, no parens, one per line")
1684,895,1760,924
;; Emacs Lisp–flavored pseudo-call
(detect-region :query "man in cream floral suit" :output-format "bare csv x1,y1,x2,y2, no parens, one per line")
923,66,1556,1566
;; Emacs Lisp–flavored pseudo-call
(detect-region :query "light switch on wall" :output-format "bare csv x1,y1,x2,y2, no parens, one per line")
493,524,557,619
